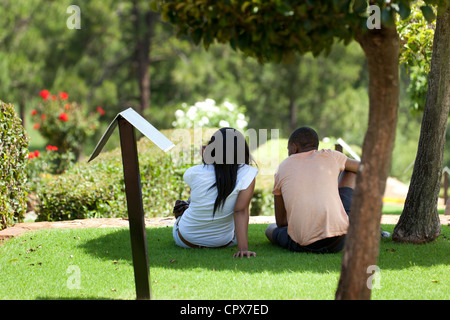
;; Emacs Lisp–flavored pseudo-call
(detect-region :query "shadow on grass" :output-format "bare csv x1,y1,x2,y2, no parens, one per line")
78,224,450,274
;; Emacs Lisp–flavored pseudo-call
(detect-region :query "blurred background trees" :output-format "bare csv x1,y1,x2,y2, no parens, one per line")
0,0,439,183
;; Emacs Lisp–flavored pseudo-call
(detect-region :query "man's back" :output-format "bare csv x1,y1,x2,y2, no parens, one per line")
272,149,349,246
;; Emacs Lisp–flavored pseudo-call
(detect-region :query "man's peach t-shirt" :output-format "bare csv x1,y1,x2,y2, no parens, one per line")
272,149,349,246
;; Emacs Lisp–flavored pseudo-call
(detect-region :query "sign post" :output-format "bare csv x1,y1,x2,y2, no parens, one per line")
88,108,175,300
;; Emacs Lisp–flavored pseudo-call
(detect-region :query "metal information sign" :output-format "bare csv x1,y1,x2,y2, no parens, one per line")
88,108,175,300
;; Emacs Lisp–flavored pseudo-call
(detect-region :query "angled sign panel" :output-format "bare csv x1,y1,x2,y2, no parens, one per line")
119,108,175,152
88,107,174,162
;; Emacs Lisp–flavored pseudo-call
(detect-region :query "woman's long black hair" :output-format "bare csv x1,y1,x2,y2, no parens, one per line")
202,128,252,217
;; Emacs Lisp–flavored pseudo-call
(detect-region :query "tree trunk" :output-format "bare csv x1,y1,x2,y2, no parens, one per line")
335,25,399,300
392,6,450,244
133,1,156,114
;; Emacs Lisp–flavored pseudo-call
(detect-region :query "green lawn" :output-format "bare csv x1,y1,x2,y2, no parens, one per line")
382,203,446,215
1,224,449,300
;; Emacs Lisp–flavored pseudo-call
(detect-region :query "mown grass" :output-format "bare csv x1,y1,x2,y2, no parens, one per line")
0,224,449,300
382,203,446,215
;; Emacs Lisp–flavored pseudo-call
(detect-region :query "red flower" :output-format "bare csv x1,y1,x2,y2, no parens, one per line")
96,106,105,116
51,95,57,101
31,109,37,115
46,145,58,151
28,152,35,159
58,112,69,122
59,92,69,100
64,104,70,110
41,114,46,120
33,123,40,130
34,150,40,158
40,90,50,100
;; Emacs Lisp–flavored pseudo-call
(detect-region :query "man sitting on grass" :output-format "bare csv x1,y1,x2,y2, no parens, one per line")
265,127,360,253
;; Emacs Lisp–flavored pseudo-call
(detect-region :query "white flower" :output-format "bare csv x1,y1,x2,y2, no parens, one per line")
236,119,248,129
223,101,235,112
175,109,185,118
201,116,209,124
219,120,230,127
186,106,198,119
196,98,216,112
194,101,205,109
205,98,216,107
197,116,210,127
174,99,249,130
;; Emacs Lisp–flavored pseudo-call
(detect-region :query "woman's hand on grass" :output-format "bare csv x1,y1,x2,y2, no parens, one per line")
233,250,256,258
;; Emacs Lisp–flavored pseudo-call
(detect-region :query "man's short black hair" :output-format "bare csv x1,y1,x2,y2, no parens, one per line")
288,127,319,150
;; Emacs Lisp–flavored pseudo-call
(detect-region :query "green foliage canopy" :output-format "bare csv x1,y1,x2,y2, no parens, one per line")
156,0,362,63
155,0,441,63
398,2,437,113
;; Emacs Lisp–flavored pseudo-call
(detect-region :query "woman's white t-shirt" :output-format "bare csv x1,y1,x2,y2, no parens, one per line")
178,164,258,247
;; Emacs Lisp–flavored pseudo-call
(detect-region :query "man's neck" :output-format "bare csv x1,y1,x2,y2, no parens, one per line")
290,149,316,157
297,148,316,154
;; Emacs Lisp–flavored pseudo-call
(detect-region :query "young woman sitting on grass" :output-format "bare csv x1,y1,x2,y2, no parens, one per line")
173,127,258,258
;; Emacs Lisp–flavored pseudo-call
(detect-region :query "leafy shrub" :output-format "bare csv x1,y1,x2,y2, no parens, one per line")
172,98,248,131
398,3,435,114
250,188,274,216
36,127,272,221
0,100,29,229
31,90,104,160
37,132,191,221
26,145,76,199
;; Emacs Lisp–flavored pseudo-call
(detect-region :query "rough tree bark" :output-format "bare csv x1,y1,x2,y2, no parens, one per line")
393,5,450,244
335,24,399,300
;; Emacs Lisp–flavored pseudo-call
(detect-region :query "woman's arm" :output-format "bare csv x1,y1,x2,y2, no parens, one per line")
233,178,257,258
